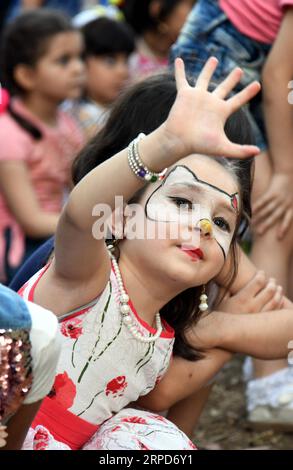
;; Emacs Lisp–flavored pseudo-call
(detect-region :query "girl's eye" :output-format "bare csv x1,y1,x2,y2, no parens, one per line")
213,217,231,233
103,55,117,66
57,55,70,65
169,197,193,209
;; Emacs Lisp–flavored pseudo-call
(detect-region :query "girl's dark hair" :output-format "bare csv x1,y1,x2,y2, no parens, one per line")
81,17,135,57
120,0,187,35
1,9,74,95
72,72,254,361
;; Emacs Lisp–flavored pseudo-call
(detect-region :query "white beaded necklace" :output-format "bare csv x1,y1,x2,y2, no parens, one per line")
110,251,163,343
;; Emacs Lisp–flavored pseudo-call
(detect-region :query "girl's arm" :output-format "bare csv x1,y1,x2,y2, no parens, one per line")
209,308,293,359
138,349,231,411
138,272,284,411
0,161,59,237
193,248,292,357
1,401,41,450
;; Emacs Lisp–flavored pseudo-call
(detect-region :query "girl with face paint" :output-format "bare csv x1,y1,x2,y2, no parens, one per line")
14,58,291,450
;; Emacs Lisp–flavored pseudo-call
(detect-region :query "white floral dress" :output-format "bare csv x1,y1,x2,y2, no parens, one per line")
19,264,196,450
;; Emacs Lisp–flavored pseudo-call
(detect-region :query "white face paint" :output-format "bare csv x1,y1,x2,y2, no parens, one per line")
145,165,239,259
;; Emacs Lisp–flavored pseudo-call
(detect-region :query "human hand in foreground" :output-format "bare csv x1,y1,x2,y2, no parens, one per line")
188,271,284,351
252,172,293,239
217,270,284,314
157,57,261,168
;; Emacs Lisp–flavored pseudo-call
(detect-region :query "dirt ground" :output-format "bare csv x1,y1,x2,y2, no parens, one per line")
192,356,293,450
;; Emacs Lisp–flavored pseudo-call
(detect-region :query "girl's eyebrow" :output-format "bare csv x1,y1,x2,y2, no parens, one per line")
165,164,238,199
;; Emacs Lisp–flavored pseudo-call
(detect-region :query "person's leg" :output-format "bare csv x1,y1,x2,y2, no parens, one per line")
166,385,213,437
287,255,293,301
251,150,291,378
244,150,293,429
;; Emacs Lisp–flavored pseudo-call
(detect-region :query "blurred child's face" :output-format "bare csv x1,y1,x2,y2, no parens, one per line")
28,31,86,101
120,155,240,290
151,0,192,55
85,53,130,106
164,0,193,44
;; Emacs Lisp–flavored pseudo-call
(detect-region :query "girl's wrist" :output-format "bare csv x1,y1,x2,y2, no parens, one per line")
208,311,233,350
138,125,186,173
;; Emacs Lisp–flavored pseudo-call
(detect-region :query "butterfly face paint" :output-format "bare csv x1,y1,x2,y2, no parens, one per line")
145,165,239,259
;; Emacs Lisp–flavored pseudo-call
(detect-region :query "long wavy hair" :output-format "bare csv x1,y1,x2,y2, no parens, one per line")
72,72,255,361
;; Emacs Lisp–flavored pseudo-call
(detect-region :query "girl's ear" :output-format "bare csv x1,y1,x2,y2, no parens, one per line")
13,64,36,92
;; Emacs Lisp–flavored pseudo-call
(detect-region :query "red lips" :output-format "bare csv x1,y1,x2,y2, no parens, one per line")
180,246,204,261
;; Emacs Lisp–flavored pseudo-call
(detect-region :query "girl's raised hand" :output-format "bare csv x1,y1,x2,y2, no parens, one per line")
163,57,261,161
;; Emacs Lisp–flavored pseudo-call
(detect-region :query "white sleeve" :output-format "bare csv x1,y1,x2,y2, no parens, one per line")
23,301,61,405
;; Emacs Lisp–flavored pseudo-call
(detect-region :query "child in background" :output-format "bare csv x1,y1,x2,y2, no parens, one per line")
170,0,293,430
0,283,60,450
121,0,193,80
68,8,135,140
17,58,293,451
0,10,85,284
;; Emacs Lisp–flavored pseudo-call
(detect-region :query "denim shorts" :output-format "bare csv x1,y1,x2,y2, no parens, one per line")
0,283,31,330
170,0,271,149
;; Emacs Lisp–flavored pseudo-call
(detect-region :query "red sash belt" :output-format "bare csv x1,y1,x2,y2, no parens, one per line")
32,397,100,450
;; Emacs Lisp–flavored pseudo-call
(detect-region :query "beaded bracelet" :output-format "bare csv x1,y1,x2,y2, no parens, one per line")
127,133,167,183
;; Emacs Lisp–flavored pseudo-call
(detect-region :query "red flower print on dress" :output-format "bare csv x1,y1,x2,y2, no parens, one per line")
151,414,167,423
121,416,147,425
105,376,128,398
111,425,121,433
48,371,76,409
34,428,50,451
61,318,83,339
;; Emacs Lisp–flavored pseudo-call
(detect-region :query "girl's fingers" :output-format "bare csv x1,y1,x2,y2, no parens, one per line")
195,56,219,90
227,81,261,114
174,57,188,90
219,137,260,159
0,438,7,448
0,426,7,448
255,279,278,309
261,286,283,312
253,190,275,213
213,67,243,99
256,205,285,234
252,198,280,224
238,271,266,298
278,208,293,239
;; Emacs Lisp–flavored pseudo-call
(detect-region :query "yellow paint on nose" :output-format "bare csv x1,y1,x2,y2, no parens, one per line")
199,219,213,236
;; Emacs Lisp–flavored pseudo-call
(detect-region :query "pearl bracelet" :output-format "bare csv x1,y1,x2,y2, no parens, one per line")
127,133,167,183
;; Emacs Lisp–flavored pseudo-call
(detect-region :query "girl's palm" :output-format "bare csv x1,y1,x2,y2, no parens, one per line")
166,58,260,159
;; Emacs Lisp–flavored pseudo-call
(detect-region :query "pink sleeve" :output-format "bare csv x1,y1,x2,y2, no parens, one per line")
60,111,85,151
0,113,30,162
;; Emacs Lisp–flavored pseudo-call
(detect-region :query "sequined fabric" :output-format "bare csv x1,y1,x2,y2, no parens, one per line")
0,328,33,423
